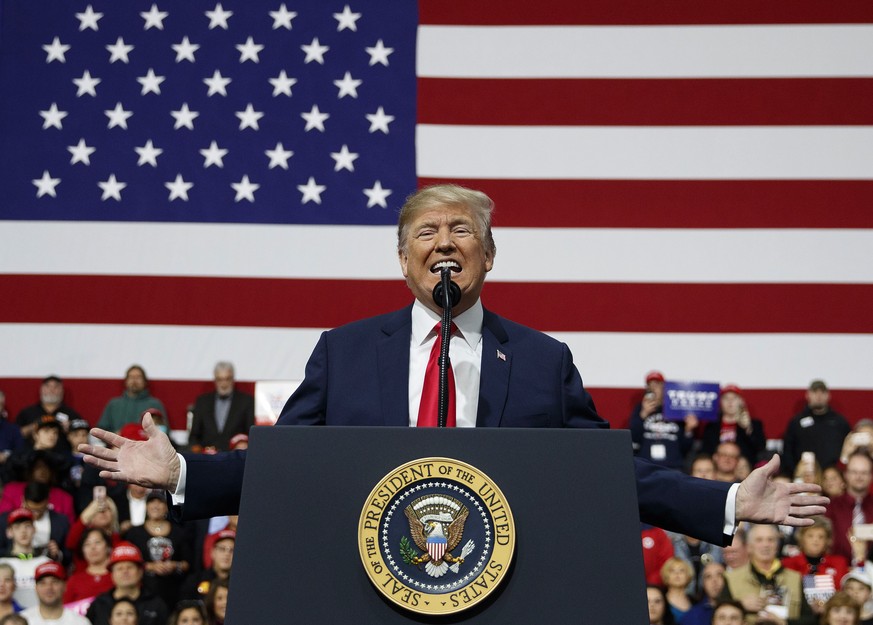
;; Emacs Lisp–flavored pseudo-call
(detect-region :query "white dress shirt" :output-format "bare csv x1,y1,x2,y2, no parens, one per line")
407,298,483,428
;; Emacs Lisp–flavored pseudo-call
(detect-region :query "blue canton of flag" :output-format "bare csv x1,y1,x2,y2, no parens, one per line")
0,0,417,225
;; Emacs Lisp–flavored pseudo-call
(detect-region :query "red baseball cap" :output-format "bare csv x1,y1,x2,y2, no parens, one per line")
8,508,34,525
645,370,665,384
119,422,147,441
721,384,743,398
110,542,144,567
34,561,66,581
213,529,236,544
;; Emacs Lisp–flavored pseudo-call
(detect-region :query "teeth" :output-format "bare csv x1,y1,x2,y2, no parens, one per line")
431,261,460,273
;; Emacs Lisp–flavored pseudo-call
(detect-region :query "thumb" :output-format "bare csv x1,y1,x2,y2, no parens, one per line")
758,453,781,478
141,412,158,438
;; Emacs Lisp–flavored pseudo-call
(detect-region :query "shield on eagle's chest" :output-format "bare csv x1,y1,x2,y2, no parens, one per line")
427,535,447,561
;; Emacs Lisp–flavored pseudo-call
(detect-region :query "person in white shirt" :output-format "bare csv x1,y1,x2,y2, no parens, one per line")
20,561,91,625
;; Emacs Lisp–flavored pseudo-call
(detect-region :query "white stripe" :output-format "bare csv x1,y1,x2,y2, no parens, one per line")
2,222,400,279
417,25,873,78
1,323,870,389
417,125,873,180
0,323,324,382
556,331,873,389
4,222,872,283
490,228,873,284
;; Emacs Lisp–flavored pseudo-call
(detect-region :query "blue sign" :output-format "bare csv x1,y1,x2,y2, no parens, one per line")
663,381,721,422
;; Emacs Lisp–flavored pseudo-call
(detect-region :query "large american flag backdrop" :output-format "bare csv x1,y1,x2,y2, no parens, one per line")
1,1,871,434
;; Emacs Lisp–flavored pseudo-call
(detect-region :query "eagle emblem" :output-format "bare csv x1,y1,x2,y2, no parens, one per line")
401,495,476,578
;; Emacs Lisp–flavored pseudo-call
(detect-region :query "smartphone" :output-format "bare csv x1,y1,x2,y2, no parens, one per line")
93,485,106,503
854,432,872,447
854,524,873,541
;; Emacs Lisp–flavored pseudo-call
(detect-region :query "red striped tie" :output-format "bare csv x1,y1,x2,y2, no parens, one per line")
417,322,456,427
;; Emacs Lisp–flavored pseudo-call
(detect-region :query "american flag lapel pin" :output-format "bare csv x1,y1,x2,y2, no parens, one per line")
496,350,506,361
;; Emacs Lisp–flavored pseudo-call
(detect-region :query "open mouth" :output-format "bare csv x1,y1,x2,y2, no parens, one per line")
430,260,461,274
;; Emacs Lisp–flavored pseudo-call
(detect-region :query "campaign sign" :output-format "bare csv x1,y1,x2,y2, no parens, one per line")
663,381,721,422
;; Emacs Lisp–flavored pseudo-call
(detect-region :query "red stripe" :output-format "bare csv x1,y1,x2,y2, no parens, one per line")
420,0,873,25
418,78,873,126
2,276,871,333
1,377,870,436
0,275,411,329
417,178,873,229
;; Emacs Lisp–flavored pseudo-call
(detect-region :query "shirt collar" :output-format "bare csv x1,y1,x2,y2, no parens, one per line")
411,298,483,351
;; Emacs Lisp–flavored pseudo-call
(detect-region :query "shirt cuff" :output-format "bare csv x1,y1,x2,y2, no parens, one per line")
724,482,740,536
170,453,187,505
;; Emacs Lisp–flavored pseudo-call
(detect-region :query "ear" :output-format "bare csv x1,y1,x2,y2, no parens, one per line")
399,249,409,278
484,250,494,273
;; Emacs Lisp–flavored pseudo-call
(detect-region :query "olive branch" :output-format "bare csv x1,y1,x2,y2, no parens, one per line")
399,536,418,564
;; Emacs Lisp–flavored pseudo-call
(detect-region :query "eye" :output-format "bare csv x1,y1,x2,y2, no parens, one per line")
452,225,472,236
416,228,436,240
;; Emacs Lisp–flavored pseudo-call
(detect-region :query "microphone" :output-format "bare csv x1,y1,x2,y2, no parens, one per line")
432,266,459,428
432,268,461,309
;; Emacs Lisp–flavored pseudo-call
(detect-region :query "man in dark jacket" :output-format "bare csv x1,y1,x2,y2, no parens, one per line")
86,542,168,625
782,379,851,475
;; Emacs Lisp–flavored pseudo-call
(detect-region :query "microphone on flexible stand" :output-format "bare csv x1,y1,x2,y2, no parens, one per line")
432,268,461,427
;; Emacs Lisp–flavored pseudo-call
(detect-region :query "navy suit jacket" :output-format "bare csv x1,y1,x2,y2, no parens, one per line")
183,306,732,544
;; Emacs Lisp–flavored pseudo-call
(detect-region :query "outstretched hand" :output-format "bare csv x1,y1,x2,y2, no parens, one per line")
78,412,181,491
735,454,829,526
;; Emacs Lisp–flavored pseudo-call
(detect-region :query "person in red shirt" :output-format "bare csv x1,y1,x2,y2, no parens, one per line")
827,451,873,563
642,523,674,586
63,528,114,603
782,516,849,594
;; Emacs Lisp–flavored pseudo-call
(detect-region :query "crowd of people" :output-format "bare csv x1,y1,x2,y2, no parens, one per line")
0,361,863,624
0,364,250,625
634,372,872,625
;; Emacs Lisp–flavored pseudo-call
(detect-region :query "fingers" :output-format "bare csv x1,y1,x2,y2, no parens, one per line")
788,493,829,506
790,505,828,517
98,469,128,482
79,445,118,462
88,428,126,448
785,482,824,495
781,505,828,526
83,454,118,472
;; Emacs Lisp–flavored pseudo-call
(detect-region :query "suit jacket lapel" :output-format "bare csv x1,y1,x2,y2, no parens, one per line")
477,309,511,428
377,305,413,426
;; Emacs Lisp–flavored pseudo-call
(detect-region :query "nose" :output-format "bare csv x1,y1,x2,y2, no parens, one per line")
434,225,455,251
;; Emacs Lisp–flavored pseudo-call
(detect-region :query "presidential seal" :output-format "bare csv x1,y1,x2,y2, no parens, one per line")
358,458,515,615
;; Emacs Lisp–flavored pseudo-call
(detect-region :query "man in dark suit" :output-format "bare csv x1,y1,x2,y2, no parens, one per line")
81,184,826,545
188,362,254,453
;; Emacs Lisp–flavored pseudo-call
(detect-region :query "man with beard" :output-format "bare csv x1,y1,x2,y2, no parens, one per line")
97,366,166,434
